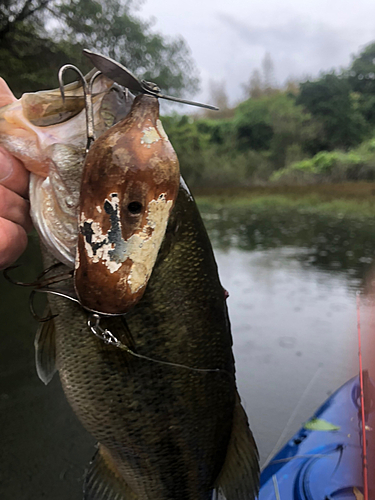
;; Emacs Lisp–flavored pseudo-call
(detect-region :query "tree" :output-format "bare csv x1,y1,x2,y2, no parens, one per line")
297,73,369,150
0,1,73,94
203,79,233,119
242,69,263,99
0,0,51,40
284,78,300,97
262,52,276,94
242,53,278,100
349,42,375,93
234,93,320,168
0,0,199,96
162,115,210,186
348,42,375,125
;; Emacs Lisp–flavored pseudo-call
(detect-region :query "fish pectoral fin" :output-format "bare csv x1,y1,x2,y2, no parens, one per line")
119,317,137,352
84,445,138,500
215,392,259,500
34,309,57,385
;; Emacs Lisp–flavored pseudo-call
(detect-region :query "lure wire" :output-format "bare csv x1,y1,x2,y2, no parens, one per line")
87,313,232,377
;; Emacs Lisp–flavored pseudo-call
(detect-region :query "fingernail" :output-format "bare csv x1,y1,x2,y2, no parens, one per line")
0,149,13,182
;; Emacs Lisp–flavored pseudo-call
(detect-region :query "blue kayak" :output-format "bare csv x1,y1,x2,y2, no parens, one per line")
259,374,374,499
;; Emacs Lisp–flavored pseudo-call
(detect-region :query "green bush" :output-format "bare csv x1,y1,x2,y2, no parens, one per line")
271,140,375,184
162,115,210,186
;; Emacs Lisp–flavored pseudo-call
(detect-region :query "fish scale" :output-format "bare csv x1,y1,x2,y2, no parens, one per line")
43,185,236,500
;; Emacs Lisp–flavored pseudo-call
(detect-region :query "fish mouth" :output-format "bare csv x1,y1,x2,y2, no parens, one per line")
0,71,134,270
24,74,131,266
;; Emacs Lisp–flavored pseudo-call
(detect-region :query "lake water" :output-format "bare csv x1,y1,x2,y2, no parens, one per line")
1,202,375,498
200,204,375,466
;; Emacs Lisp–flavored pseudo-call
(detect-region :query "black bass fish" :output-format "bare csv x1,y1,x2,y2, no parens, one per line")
0,71,259,500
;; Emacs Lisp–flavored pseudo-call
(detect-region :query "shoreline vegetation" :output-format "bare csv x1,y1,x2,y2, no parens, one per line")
195,183,375,287
195,182,375,218
163,42,375,192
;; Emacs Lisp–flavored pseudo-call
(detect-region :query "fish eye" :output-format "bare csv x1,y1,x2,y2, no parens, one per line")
127,201,143,215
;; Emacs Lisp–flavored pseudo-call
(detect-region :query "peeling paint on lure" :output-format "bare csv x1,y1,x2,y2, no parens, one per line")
75,94,180,314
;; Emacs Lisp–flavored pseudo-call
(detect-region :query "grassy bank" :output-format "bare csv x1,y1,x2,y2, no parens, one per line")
195,182,375,217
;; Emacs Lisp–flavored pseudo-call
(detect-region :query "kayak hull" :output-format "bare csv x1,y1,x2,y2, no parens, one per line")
259,376,375,499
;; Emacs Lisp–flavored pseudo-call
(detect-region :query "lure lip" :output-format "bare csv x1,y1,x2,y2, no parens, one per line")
83,49,219,111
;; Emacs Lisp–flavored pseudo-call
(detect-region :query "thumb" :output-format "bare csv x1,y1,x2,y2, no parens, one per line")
0,78,17,107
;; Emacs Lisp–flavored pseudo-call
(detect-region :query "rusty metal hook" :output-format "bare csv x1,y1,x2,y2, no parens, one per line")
29,290,58,323
58,64,95,152
3,263,72,289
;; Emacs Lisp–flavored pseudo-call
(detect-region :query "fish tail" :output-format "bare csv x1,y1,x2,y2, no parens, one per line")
84,444,138,500
215,392,259,500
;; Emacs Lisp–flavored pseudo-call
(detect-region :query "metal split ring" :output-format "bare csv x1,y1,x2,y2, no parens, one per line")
88,314,120,347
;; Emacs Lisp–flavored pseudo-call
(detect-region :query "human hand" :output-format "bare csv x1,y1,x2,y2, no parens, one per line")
0,147,33,269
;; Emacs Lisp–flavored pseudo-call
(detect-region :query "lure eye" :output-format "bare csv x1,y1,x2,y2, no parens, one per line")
127,201,143,215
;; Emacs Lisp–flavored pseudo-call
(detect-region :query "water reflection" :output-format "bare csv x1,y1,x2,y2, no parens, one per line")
200,204,374,464
201,205,375,289
1,204,374,495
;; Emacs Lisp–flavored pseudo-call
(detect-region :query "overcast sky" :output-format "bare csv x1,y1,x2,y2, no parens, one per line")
138,0,375,107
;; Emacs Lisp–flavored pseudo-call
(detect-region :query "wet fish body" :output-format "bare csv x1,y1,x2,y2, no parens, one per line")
0,72,258,499
45,182,258,499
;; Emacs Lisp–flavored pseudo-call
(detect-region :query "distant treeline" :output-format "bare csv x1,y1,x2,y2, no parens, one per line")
163,42,375,188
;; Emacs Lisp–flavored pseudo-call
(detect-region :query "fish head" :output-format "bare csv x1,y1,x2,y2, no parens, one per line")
75,94,180,315
0,74,135,266
0,72,116,177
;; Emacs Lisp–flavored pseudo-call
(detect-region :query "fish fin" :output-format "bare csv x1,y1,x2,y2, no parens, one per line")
0,77,16,107
119,317,136,351
215,392,259,500
34,310,57,385
84,445,138,500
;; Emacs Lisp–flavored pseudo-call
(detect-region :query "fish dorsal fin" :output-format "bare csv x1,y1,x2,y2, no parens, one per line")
84,445,138,500
0,77,16,107
34,309,57,385
215,392,259,500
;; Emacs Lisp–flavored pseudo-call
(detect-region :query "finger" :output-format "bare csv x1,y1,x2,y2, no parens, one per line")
0,218,28,270
0,77,16,106
0,146,29,199
0,184,33,232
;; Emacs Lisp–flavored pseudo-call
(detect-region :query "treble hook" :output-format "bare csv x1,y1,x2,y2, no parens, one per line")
3,263,73,288
58,64,95,152
87,70,102,145
29,290,58,323
3,265,38,287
